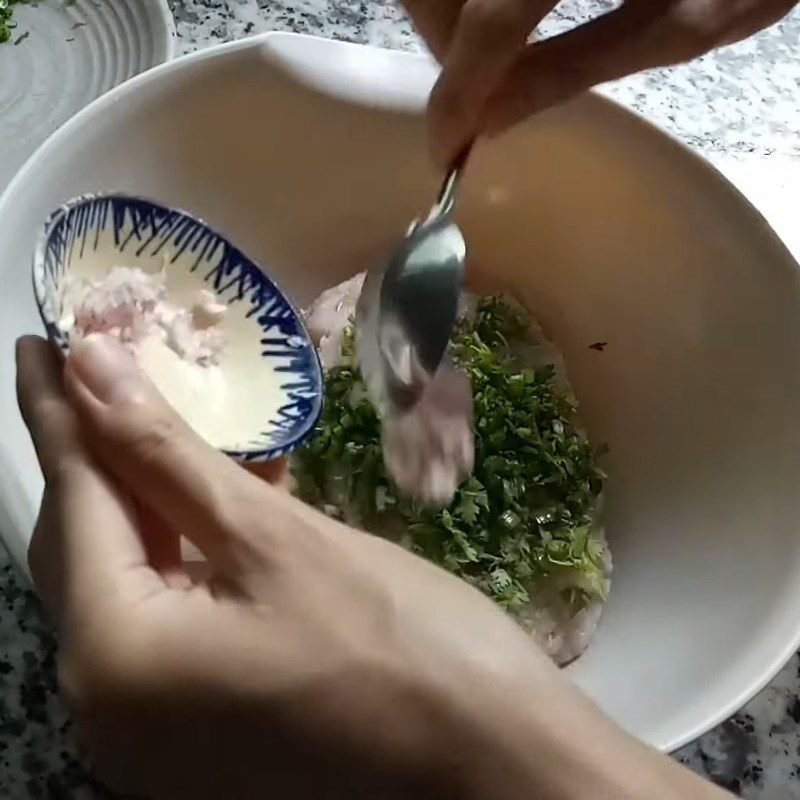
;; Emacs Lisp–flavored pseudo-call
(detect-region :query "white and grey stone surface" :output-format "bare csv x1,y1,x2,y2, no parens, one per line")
0,2,798,797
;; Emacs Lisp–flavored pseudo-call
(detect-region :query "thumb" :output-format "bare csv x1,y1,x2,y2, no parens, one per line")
64,334,273,574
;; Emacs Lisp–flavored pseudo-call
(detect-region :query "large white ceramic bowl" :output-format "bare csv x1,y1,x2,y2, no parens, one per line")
1,32,800,753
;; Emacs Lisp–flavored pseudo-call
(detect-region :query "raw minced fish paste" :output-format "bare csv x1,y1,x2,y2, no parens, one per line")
296,275,611,665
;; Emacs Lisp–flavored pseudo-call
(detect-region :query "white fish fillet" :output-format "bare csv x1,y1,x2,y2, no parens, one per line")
304,272,365,370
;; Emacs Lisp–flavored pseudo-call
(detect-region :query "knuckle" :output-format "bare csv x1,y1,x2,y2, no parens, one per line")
177,461,276,562
27,396,73,447
118,407,182,466
461,0,524,43
668,1,732,51
212,481,276,564
45,452,84,494
28,394,61,426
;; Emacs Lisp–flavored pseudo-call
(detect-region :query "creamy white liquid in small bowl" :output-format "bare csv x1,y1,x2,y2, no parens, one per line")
33,194,323,461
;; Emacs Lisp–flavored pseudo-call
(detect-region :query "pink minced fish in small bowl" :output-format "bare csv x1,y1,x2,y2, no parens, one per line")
64,265,227,366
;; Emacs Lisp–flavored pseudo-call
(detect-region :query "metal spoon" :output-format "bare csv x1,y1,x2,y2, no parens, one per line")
356,145,471,414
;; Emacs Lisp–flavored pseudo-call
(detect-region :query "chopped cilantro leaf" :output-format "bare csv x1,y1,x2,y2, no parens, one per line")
0,0,22,45
293,295,607,611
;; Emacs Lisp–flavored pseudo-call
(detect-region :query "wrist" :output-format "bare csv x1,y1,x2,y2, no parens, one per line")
428,671,728,800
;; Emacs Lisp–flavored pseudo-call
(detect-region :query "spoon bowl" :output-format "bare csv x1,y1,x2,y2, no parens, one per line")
356,148,470,413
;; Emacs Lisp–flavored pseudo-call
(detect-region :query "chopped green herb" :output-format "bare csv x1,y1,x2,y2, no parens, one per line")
293,295,607,611
0,0,22,44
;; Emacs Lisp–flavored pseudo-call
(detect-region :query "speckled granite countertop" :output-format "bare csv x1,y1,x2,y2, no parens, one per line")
1,2,799,798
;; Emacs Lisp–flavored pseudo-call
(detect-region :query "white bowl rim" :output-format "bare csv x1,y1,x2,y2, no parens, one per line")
1,30,798,752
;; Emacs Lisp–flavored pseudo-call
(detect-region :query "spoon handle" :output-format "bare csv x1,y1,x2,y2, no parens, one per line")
434,141,473,217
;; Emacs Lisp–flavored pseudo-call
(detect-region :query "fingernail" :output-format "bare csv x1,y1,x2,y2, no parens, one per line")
70,334,146,404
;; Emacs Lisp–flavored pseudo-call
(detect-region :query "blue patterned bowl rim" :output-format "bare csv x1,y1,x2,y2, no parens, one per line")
32,192,324,463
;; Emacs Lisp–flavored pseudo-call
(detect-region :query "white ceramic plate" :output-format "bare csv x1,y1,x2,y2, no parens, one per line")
2,33,800,753
0,0,175,190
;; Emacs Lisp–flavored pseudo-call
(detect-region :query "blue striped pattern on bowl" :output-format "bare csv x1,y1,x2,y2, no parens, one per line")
33,193,323,461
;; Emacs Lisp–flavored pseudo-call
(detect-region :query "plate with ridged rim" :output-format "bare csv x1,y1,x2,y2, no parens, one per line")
0,0,175,191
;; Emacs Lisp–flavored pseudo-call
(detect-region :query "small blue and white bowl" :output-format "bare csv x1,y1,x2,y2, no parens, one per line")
33,193,323,462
